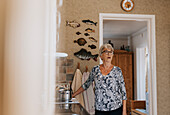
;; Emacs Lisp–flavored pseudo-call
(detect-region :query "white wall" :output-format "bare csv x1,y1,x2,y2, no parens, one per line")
2,0,52,115
103,38,129,49
0,0,5,114
132,27,148,100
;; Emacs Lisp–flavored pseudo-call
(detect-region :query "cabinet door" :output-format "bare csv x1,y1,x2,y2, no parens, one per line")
112,52,133,115
112,54,119,66
118,54,133,115
118,54,127,80
118,54,133,97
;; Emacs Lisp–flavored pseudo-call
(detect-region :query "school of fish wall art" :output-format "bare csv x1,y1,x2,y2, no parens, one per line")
84,33,90,36
74,48,98,61
85,28,95,33
66,19,98,61
76,32,81,35
66,20,80,28
88,44,96,49
82,19,97,26
74,38,87,46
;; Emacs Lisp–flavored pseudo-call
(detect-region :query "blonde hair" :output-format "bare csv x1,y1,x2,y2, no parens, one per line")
99,44,114,56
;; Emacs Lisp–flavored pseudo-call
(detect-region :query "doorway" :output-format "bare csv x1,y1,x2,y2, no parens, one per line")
99,13,157,115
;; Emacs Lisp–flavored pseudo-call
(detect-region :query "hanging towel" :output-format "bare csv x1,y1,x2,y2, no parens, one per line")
71,69,85,107
82,72,95,115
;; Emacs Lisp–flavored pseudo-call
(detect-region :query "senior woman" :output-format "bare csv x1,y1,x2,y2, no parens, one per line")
72,44,127,115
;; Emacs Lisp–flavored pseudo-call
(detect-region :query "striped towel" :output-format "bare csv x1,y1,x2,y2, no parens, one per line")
82,72,95,115
71,69,85,107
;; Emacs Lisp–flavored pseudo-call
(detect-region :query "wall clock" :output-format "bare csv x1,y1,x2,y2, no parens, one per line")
121,0,134,12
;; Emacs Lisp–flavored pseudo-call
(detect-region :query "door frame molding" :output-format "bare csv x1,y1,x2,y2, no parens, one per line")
99,13,157,115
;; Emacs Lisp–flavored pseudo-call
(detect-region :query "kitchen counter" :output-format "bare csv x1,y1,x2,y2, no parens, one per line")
55,103,90,115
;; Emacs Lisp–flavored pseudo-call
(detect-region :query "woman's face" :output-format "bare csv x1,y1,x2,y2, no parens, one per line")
100,48,113,63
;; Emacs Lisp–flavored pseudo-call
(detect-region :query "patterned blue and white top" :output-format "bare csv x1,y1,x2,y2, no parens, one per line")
82,65,127,111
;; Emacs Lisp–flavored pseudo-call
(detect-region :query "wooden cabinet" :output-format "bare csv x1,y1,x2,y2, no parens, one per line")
131,109,146,115
112,50,133,115
131,100,146,115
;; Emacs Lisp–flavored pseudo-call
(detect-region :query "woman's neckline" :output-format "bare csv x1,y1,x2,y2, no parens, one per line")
98,64,115,76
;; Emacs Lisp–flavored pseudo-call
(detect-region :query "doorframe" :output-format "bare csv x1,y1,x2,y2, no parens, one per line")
42,0,57,109
99,13,157,115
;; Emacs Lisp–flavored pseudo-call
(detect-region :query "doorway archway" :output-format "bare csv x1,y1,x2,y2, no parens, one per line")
99,13,157,115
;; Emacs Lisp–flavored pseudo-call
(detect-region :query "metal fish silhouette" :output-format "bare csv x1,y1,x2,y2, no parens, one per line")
88,37,97,42
84,33,90,36
74,48,98,61
88,44,96,49
82,19,97,26
66,21,80,28
74,38,87,46
76,32,81,35
85,28,95,33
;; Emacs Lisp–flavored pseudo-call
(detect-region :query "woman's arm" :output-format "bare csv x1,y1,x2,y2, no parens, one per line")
123,100,127,115
72,86,85,98
118,68,127,115
72,67,95,98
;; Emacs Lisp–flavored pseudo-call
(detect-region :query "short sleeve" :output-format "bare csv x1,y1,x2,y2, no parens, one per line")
118,68,127,100
81,67,95,90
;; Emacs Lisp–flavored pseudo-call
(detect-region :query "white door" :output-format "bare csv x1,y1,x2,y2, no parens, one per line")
136,47,146,100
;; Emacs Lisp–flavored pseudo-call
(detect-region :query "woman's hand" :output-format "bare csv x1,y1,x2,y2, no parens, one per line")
72,93,76,98
71,87,85,98
123,110,127,115
122,100,127,115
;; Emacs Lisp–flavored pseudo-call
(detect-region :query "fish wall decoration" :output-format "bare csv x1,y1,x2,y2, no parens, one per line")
85,28,95,33
84,33,90,36
66,20,80,28
74,48,98,61
82,19,97,26
88,37,97,42
74,38,87,46
88,44,96,49
76,32,81,35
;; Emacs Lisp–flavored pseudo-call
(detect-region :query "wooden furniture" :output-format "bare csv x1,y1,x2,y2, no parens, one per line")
111,50,133,115
131,109,147,115
131,100,146,115
131,100,146,110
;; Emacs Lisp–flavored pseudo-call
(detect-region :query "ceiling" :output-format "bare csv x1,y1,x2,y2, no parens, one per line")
103,20,147,39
